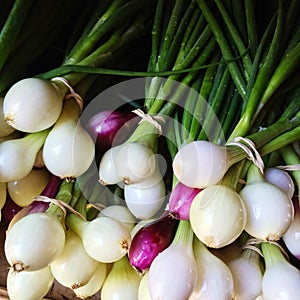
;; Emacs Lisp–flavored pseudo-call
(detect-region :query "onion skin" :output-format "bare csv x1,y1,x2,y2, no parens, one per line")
85,110,137,153
168,182,202,220
128,214,179,272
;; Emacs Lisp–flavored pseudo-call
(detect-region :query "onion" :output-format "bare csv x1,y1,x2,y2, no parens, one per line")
0,129,49,182
264,167,295,199
124,179,166,219
73,262,107,299
43,99,95,180
0,97,15,137
261,242,300,299
282,197,300,259
189,237,234,300
3,78,66,133
7,266,54,300
138,271,152,300
0,182,7,220
168,182,202,220
239,164,294,241
148,220,197,300
114,142,157,185
190,185,246,248
98,204,136,231
172,140,229,188
129,214,179,272
67,215,131,263
50,230,98,289
101,256,142,300
8,168,50,207
85,110,137,152
5,212,65,272
227,249,263,300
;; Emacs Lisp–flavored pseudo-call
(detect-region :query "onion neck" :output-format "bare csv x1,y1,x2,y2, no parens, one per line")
25,128,51,150
246,164,265,184
65,212,86,237
261,242,287,268
171,220,194,254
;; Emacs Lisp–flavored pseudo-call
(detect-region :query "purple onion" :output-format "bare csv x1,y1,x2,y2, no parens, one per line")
85,110,138,152
2,195,22,224
168,182,202,220
129,214,179,272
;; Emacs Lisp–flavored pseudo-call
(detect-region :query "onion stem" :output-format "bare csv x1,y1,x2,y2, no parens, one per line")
261,242,286,268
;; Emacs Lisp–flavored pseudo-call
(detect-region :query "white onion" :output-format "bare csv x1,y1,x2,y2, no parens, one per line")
0,97,15,137
98,205,136,231
173,140,229,188
98,146,122,185
148,220,197,300
124,179,166,219
261,242,300,300
73,262,107,299
43,99,95,180
72,216,131,263
114,142,157,185
189,238,234,300
8,168,50,207
0,130,49,182
50,230,98,289
138,272,152,300
264,167,295,199
101,256,141,300
5,212,65,272
190,185,246,248
7,266,54,300
240,180,294,241
227,249,263,300
3,78,66,133
282,198,300,259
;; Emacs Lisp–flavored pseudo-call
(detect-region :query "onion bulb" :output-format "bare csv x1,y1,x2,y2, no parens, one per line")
124,179,166,219
101,256,141,300
227,249,263,300
148,220,197,300
138,272,152,300
173,140,229,188
264,167,295,199
7,266,54,300
190,185,246,248
3,78,66,133
73,262,107,299
8,168,50,207
50,230,98,289
5,212,65,272
0,129,49,182
189,237,234,300
67,215,131,263
43,99,95,180
261,242,300,299
0,97,15,137
239,164,294,241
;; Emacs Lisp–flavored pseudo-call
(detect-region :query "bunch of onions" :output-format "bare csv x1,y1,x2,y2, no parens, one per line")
189,237,234,300
261,242,300,299
43,98,95,180
239,164,294,241
148,220,197,300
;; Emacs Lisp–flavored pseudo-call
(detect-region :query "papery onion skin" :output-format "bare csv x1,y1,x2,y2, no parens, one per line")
190,185,246,248
3,78,65,133
168,182,202,220
172,140,229,188
129,214,179,272
4,212,65,272
7,266,54,300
